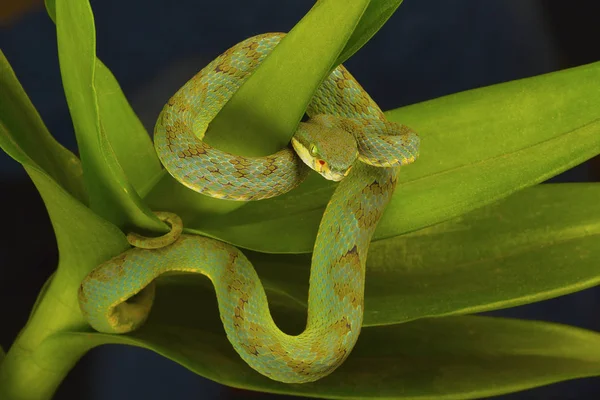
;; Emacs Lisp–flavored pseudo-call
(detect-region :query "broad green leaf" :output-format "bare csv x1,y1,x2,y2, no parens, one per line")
200,0,403,155
0,346,4,365
143,0,405,222
24,165,126,283
94,60,162,197
58,285,600,400
244,183,600,326
45,0,55,19
379,61,600,243
47,0,407,220
0,163,128,398
0,50,85,203
145,0,374,218
46,0,161,197
120,0,403,219
207,0,370,156
53,0,162,231
4,1,594,399
29,183,597,399
178,61,600,253
336,0,404,65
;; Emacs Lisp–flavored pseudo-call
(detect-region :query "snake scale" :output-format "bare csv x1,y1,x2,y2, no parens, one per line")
78,33,419,383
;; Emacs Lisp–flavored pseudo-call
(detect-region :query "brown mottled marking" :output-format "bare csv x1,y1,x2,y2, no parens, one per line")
248,321,266,335
332,316,353,336
233,163,249,172
267,342,287,359
332,281,364,309
240,336,262,356
286,358,315,377
232,291,250,330
338,245,361,274
189,79,209,95
309,341,329,361
185,144,207,156
332,246,363,308
348,177,397,229
165,120,193,153
239,322,265,357
339,118,362,134
335,76,352,91
227,277,243,293
85,31,419,384
261,161,278,176
87,253,128,283
330,345,350,371
321,348,348,375
180,149,192,158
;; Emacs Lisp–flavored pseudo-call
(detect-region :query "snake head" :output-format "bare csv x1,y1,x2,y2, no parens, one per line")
292,115,358,181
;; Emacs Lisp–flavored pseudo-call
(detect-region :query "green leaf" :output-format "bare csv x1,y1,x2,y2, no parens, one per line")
1,23,151,389
201,0,403,155
53,0,162,230
207,0,370,157
378,61,600,244
0,57,134,389
46,0,162,195
145,0,376,218
45,0,56,20
0,50,85,203
244,183,600,326
24,165,127,283
336,0,404,65
94,59,163,197
0,346,4,365
144,0,407,223
36,183,600,398
61,286,600,399
180,61,600,253
0,162,129,398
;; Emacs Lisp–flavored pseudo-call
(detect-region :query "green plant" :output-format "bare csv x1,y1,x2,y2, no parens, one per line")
1,0,599,399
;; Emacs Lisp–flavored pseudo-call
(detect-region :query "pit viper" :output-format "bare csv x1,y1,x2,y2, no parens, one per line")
78,33,419,383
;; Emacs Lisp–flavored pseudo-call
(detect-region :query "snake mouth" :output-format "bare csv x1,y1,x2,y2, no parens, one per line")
313,157,346,181
319,166,345,181
291,137,349,182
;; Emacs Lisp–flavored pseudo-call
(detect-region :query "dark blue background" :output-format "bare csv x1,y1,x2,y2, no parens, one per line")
1,1,599,399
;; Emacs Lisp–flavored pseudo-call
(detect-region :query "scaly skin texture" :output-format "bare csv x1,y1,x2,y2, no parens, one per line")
78,33,419,383
153,33,419,199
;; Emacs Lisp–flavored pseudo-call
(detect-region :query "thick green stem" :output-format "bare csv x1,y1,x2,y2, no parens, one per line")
0,268,92,400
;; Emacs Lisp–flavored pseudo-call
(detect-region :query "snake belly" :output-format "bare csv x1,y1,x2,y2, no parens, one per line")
79,32,418,384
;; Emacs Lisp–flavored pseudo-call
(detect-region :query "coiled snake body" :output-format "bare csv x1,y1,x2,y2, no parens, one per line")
79,33,419,383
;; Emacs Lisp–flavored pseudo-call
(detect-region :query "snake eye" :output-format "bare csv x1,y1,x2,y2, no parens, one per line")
309,144,318,156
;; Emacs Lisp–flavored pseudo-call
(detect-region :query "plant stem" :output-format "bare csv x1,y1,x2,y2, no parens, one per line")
0,268,92,400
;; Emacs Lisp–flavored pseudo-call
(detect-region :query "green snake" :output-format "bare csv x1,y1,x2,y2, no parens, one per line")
78,33,419,383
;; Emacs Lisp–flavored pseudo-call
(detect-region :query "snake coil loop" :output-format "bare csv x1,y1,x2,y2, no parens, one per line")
79,33,419,383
